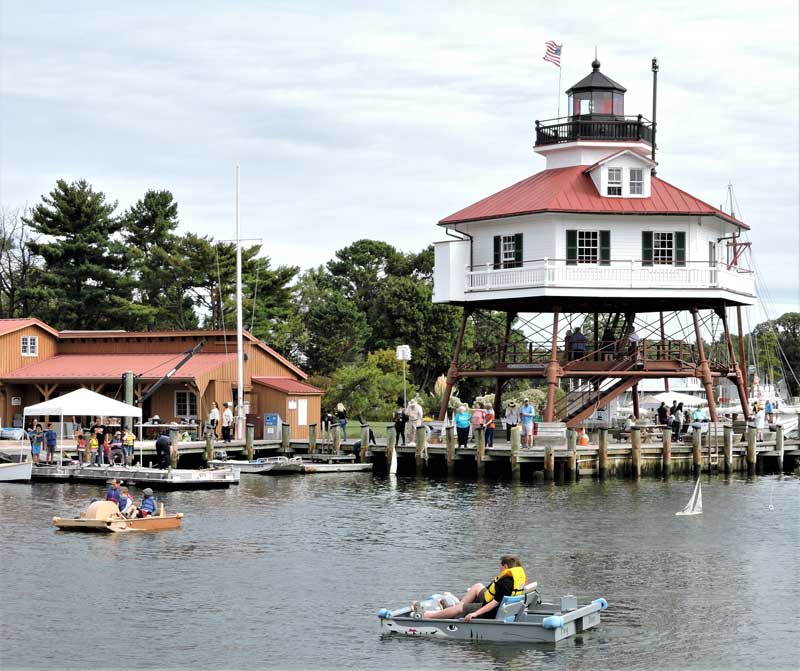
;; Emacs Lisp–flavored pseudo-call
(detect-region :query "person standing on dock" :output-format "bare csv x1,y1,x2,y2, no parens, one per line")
44,423,57,465
336,403,348,442
520,398,535,448
405,398,423,446
454,405,471,449
484,405,496,447
207,401,220,439
28,423,44,465
155,430,172,469
393,399,407,446
470,402,486,444
221,402,234,443
505,401,519,443
570,327,587,361
657,402,669,426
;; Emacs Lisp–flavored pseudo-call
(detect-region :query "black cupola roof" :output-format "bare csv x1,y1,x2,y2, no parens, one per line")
565,59,626,95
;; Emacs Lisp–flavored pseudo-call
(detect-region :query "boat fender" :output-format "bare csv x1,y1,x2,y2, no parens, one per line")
592,598,608,610
377,608,392,619
542,615,564,630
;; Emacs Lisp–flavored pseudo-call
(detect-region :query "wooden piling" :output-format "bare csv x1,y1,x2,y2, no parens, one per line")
476,427,486,478
308,424,317,454
332,423,340,453
566,429,577,481
510,425,521,481
205,432,214,464
723,425,733,474
598,428,608,479
359,424,369,463
169,429,179,468
246,424,254,460
282,423,291,454
775,425,784,472
415,426,426,476
631,427,641,479
661,428,672,477
445,425,456,476
746,427,757,476
544,444,555,481
692,429,702,474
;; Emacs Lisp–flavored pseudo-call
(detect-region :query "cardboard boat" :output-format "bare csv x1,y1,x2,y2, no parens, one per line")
52,500,183,533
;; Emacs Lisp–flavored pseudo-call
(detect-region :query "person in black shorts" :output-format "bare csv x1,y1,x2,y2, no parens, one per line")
420,555,527,622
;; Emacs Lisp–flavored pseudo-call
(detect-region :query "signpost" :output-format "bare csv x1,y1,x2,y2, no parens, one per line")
396,345,411,407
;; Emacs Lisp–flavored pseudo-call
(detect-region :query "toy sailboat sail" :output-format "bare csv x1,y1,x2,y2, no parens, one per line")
676,478,703,516
389,440,398,475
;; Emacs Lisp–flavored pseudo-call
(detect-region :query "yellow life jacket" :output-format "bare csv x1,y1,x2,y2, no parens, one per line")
484,566,527,603
123,432,135,448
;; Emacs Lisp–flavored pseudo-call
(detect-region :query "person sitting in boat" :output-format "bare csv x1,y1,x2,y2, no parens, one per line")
137,488,157,517
105,479,122,503
419,555,527,622
118,486,136,518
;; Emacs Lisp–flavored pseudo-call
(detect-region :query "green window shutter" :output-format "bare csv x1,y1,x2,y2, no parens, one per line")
642,231,653,266
675,232,686,267
514,233,523,267
599,230,610,266
493,235,501,269
566,230,577,265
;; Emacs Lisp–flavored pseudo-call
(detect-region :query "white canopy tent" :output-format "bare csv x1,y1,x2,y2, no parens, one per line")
640,391,706,409
24,388,142,467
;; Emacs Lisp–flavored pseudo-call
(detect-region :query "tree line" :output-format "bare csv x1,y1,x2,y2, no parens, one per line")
2,179,798,414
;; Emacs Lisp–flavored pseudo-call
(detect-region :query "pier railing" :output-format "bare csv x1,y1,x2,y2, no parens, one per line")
534,115,654,146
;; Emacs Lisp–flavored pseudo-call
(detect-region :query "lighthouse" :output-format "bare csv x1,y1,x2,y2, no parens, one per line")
433,59,755,427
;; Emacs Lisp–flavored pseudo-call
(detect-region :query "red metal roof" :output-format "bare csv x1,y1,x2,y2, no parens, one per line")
253,377,323,395
0,318,59,337
0,353,235,380
439,166,748,228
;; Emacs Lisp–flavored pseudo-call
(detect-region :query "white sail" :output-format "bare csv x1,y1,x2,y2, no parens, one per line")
676,478,702,516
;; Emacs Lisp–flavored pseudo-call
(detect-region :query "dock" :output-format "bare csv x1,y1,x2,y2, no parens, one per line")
31,463,238,489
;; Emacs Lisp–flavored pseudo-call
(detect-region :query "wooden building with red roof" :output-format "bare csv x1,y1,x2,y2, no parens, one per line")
0,320,321,438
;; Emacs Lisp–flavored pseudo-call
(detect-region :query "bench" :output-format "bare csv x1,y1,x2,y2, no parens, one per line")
495,581,540,622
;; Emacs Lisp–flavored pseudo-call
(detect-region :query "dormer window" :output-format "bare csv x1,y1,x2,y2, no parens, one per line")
607,168,622,196
630,168,643,195
21,335,38,357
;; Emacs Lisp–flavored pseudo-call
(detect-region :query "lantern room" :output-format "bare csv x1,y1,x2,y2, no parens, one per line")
566,59,626,118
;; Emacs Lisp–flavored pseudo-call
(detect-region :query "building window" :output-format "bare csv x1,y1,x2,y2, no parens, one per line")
642,231,686,267
607,167,622,196
630,168,643,195
493,233,523,269
567,230,610,266
175,390,198,419
21,336,38,357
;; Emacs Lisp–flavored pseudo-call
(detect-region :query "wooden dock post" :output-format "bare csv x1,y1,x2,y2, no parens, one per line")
775,424,784,472
723,425,733,474
510,425,521,482
308,423,317,454
332,423,341,453
631,427,641,479
692,429,702,474
169,429,180,468
661,427,672,477
205,432,214,464
359,424,369,463
544,444,555,481
385,426,396,473
415,426,427,476
282,422,291,454
598,428,608,479
246,424,254,460
746,427,757,476
445,424,456,476
476,427,486,478
566,429,577,482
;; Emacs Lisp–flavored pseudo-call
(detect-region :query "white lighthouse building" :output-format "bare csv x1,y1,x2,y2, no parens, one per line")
433,59,755,426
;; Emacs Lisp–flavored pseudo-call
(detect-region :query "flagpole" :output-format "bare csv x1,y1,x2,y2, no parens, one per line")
557,64,562,117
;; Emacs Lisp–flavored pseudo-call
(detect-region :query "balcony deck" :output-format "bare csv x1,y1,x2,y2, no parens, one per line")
535,115,653,147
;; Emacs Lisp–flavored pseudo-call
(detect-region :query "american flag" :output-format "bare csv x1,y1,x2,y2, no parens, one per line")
543,40,562,67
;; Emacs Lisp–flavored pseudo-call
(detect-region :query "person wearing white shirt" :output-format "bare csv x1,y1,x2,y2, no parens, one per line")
208,401,220,439
222,402,234,443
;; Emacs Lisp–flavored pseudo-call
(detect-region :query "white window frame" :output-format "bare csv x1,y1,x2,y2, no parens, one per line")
174,390,198,419
629,168,643,195
653,232,674,265
577,231,599,264
21,335,39,357
607,167,622,196
501,235,517,267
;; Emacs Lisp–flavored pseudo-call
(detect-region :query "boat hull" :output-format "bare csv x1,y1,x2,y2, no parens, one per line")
53,514,183,533
0,461,32,482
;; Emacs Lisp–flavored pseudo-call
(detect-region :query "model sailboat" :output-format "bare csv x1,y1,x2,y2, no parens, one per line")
676,478,703,516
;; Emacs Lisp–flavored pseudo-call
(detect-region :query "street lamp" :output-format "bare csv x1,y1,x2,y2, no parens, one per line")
395,345,412,407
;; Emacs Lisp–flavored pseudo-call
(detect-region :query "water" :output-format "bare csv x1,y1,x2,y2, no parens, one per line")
1,474,798,670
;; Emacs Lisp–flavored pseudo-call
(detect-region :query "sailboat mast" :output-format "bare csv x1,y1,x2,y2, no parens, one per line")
235,165,245,440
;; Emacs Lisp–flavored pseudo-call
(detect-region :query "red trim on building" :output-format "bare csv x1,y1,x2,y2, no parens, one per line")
252,377,323,395
438,166,747,228
0,318,60,337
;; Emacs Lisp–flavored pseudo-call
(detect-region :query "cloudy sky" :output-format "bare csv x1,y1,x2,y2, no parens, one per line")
1,0,798,321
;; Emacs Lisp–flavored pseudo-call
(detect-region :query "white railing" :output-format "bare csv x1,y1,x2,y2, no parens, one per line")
465,259,755,295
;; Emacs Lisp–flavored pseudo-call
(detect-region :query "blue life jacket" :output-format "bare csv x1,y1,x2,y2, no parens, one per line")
106,486,120,503
44,430,58,447
140,495,157,514
118,495,131,512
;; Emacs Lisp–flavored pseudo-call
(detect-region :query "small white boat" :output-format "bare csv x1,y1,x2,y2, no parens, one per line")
208,456,302,474
0,460,32,482
676,478,703,516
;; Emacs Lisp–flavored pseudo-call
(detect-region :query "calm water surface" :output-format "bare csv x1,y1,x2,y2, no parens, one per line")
1,473,798,670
